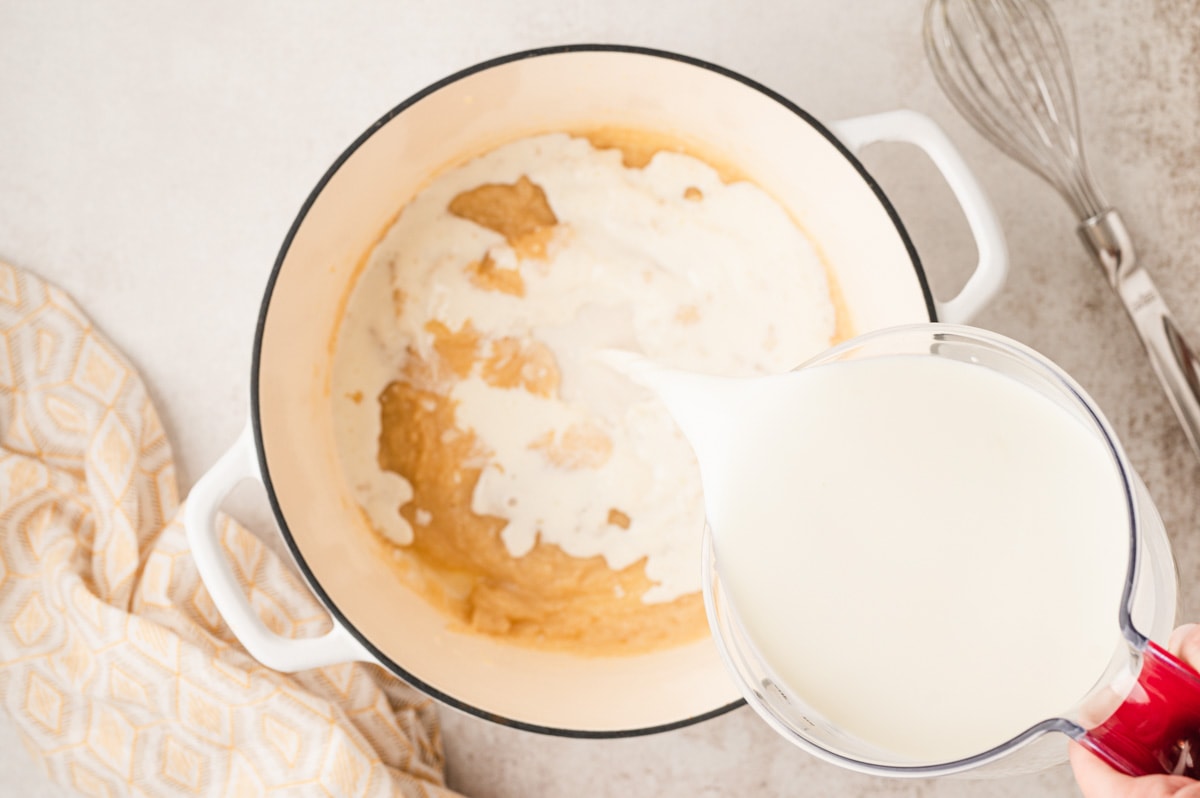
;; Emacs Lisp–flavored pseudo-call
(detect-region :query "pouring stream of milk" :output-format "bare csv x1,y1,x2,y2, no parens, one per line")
604,349,1130,763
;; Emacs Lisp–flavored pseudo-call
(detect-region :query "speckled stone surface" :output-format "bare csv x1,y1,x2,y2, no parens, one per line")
2,1,1198,795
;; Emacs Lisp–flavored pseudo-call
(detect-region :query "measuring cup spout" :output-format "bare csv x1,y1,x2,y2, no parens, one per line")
598,350,749,452
1078,641,1200,777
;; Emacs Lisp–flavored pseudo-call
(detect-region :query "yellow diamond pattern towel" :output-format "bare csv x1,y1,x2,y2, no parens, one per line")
0,262,461,797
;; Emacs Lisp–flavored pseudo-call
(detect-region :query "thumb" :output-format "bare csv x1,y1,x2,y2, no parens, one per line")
1169,624,1200,669
1069,742,1199,798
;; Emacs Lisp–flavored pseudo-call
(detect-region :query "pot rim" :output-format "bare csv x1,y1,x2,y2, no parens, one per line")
249,43,937,738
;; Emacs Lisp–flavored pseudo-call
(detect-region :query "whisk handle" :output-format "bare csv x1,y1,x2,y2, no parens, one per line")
831,109,1007,323
1081,210,1200,461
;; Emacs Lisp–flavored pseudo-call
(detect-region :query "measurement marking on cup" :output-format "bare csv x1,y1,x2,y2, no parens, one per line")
762,679,816,729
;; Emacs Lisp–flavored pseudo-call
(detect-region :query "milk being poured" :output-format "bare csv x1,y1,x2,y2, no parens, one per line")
619,352,1130,763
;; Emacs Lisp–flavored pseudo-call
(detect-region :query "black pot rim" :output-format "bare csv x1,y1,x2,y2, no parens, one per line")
249,43,936,739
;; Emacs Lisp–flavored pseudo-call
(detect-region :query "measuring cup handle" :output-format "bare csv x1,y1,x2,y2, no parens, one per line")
1078,641,1200,777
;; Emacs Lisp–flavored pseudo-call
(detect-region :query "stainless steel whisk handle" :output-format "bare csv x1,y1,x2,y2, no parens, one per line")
1080,210,1200,460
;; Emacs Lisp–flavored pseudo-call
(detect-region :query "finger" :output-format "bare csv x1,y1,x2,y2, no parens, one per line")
1071,741,1138,797
1169,624,1200,668
1070,742,1200,797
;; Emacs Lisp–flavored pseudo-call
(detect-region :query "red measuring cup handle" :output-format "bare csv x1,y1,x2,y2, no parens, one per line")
1079,641,1200,777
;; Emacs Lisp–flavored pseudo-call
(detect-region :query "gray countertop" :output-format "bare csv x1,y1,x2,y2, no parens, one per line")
2,1,1197,795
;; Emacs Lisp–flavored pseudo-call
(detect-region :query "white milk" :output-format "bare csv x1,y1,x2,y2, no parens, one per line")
619,353,1130,762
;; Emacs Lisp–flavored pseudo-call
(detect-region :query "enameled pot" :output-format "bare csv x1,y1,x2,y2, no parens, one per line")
184,45,1006,736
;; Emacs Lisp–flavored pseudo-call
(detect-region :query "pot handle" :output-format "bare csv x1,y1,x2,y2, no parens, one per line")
829,109,1007,324
184,422,374,672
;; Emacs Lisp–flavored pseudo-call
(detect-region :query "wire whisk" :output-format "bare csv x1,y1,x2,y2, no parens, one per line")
924,0,1107,219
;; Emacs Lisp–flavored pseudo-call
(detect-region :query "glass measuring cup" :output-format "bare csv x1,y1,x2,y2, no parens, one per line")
701,324,1192,778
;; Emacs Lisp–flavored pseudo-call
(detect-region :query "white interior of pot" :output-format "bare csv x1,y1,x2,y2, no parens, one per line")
255,49,931,732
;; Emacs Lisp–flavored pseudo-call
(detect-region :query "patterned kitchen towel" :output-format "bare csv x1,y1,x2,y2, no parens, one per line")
0,261,461,797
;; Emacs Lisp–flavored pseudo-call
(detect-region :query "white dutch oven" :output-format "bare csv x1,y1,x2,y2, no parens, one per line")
184,46,1007,736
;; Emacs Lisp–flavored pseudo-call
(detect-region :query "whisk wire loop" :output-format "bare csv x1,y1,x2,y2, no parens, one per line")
924,0,1108,219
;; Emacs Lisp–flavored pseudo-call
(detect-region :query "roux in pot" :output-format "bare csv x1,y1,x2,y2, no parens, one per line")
331,130,847,654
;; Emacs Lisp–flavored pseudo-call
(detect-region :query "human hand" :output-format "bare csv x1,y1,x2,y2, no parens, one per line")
1070,624,1200,798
